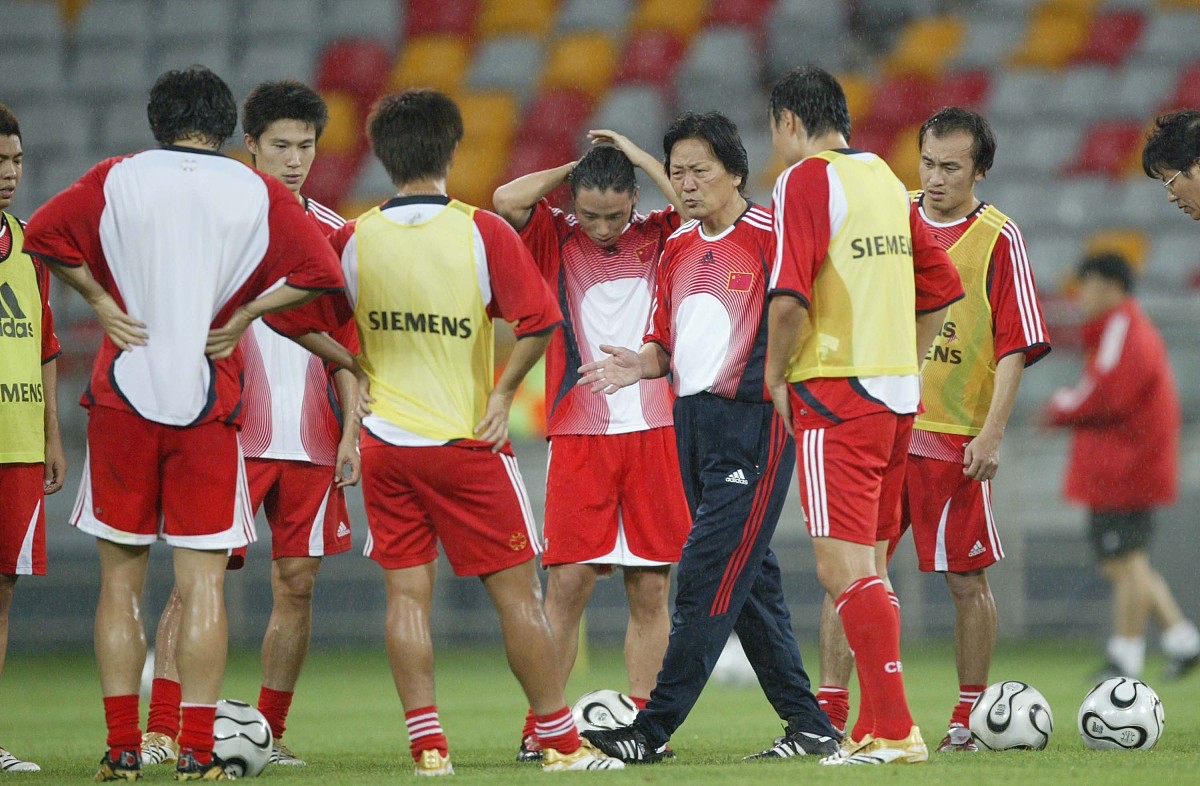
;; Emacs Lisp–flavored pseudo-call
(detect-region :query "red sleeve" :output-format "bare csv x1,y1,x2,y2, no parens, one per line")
1045,308,1144,427
768,159,831,306
23,158,120,274
477,209,562,337
642,247,674,349
264,220,356,338
518,199,569,278
35,255,61,363
987,219,1051,366
910,211,964,313
257,175,344,293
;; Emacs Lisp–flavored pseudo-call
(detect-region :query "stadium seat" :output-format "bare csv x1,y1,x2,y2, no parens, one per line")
154,0,235,44
152,41,233,81
589,85,670,158
467,35,546,101
318,90,365,155
885,16,967,76
932,69,991,111
631,0,711,39
337,196,389,220
1048,178,1114,231
0,1,64,49
70,46,150,98
1009,3,1094,69
1113,178,1179,231
847,125,900,160
236,42,319,99
15,101,92,159
706,0,777,38
349,157,397,202
952,14,1026,69
458,91,520,148
478,0,558,38
615,30,686,86
448,138,510,207
863,74,937,132
303,150,362,208
556,0,633,36
540,33,618,99
243,0,323,41
517,89,594,150
1043,65,1120,123
676,27,758,103
1063,119,1143,179
767,0,848,78
405,0,478,38
1159,61,1200,111
1136,10,1200,63
386,35,470,94
97,98,157,156
987,69,1055,123
1072,8,1144,67
838,72,875,125
0,48,66,101
1109,63,1173,118
1144,230,1200,291
323,0,405,46
503,137,579,183
886,124,923,190
76,0,153,47
1084,228,1148,271
1020,230,1084,292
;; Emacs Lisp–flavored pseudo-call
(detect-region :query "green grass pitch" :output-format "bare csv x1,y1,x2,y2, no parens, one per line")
4,638,1198,783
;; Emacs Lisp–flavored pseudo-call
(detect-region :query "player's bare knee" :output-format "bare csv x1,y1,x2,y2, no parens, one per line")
945,569,990,605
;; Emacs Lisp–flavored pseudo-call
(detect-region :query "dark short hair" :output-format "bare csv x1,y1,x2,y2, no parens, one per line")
568,145,637,197
242,80,329,142
367,89,463,186
147,66,237,147
769,65,851,141
918,107,997,175
0,103,20,142
1142,110,1200,177
663,111,749,194
1078,252,1135,293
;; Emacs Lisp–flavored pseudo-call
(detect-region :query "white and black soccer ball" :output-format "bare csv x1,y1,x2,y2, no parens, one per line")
571,690,638,732
1077,677,1165,750
711,635,758,688
214,699,272,777
970,680,1054,750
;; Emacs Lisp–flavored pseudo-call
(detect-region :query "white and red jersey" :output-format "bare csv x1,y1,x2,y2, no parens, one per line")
908,196,1050,462
645,204,775,402
238,198,358,465
520,199,677,435
23,147,344,427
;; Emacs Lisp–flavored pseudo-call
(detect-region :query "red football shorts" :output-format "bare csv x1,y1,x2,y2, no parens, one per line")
797,410,913,546
543,428,691,567
899,454,1003,572
245,458,352,560
71,407,255,550
0,463,47,575
359,433,539,576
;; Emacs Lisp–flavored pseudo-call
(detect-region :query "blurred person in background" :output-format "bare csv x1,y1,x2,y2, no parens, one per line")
0,101,65,775
492,130,690,762
1042,252,1200,682
23,66,344,782
141,80,361,770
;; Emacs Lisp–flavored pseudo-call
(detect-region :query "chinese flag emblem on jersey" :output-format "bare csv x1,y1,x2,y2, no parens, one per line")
636,242,657,264
727,271,753,292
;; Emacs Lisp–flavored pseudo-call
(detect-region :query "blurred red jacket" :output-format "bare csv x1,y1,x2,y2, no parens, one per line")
1043,297,1180,511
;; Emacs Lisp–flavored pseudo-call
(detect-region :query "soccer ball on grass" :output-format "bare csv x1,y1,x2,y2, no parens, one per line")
969,680,1054,750
214,699,272,777
571,689,638,732
1077,677,1164,750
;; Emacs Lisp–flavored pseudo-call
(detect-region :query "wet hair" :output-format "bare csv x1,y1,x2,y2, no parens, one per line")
367,89,463,186
662,111,749,193
1078,252,1135,294
0,103,20,141
568,145,637,197
147,66,237,147
918,107,997,176
242,80,329,142
768,65,852,141
1142,110,1200,178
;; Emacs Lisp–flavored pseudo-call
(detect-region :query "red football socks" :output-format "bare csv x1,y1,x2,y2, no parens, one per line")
953,684,986,728
405,705,448,760
177,703,217,763
146,678,181,737
103,694,141,753
257,686,294,740
535,707,581,755
837,578,914,741
816,686,849,732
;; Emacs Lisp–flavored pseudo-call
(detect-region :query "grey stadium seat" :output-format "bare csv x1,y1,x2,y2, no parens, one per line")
1145,231,1200,292
69,46,151,99
14,102,93,160
1109,63,1174,119
76,0,153,47
467,36,546,102
952,16,1026,69
0,1,64,49
556,0,633,37
232,43,317,100
0,48,66,101
96,99,158,158
1137,11,1200,62
152,41,234,82
350,158,398,202
243,0,322,40
588,85,670,159
323,0,404,46
987,69,1055,123
153,0,235,44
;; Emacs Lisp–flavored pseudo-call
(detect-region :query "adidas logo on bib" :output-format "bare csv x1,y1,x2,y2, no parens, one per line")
968,540,985,558
725,469,749,485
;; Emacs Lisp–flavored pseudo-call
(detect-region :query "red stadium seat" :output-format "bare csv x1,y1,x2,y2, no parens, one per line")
1073,9,1144,67
848,125,900,160
706,0,777,37
303,151,363,208
503,137,579,186
518,88,594,149
1063,120,1143,179
405,0,478,38
933,69,992,112
1160,61,1200,111
863,74,937,132
315,38,392,104
615,30,687,86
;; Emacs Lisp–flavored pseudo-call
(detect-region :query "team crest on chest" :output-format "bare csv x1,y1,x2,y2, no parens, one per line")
727,271,753,292
636,242,657,264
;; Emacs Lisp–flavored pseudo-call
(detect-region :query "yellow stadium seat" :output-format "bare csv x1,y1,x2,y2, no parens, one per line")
1009,3,1094,68
478,0,558,38
338,196,391,220
885,124,923,191
837,71,875,124
448,137,512,207
388,35,471,93
318,90,362,155
541,33,618,99
886,16,967,77
1085,229,1148,271
754,151,788,195
631,0,710,40
456,90,520,147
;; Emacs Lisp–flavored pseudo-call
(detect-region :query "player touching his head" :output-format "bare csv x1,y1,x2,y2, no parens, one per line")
577,111,837,763
23,66,344,782
273,88,623,774
765,66,963,765
0,102,66,775
492,131,691,761
141,80,360,770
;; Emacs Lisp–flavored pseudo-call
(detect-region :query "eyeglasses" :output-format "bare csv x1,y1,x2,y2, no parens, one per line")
1163,169,1184,193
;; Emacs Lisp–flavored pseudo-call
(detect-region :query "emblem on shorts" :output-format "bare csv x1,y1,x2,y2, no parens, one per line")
968,540,985,558
725,469,749,485
509,533,528,551
336,522,350,538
